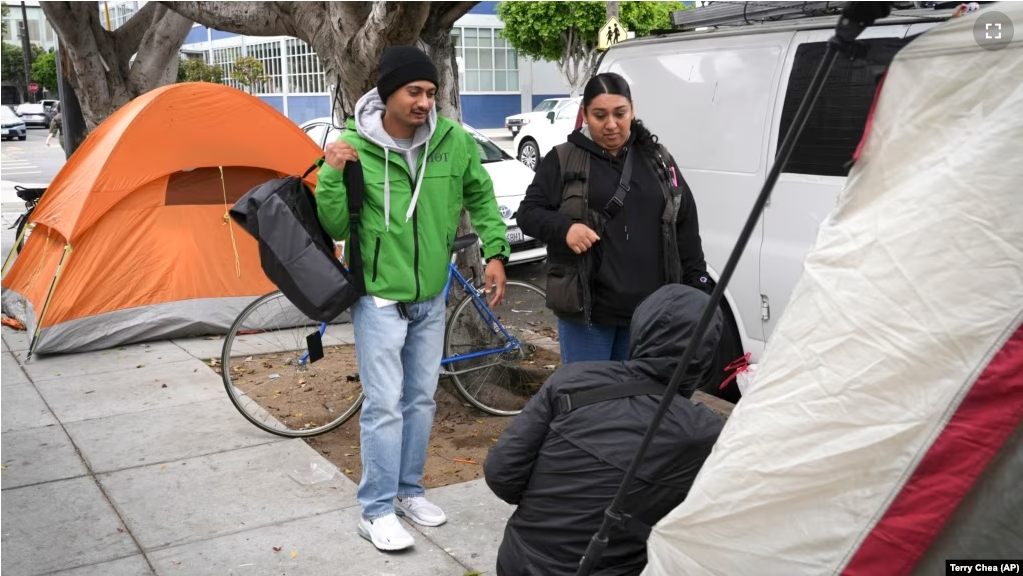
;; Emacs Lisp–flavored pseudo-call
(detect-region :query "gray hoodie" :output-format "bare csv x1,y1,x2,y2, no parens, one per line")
354,87,438,232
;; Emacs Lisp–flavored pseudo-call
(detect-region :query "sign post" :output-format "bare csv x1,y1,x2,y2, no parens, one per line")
598,16,628,51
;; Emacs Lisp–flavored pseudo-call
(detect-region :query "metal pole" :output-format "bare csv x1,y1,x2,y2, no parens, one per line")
19,1,33,103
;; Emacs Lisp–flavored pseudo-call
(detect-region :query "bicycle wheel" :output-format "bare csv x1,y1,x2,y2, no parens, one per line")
444,280,557,416
221,290,364,437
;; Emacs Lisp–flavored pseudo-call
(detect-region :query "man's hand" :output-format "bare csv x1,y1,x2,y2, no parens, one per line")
484,259,507,307
566,223,600,254
324,140,359,171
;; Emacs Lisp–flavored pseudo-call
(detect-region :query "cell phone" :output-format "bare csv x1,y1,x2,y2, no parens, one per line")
306,331,324,363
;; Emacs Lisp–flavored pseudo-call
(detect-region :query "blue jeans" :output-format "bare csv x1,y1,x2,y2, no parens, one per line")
351,293,446,520
557,317,631,363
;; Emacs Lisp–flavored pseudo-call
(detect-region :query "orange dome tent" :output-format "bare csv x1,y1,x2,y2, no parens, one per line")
1,82,323,355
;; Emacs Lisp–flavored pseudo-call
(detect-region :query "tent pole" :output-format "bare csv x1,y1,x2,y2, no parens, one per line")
574,3,894,575
28,243,73,359
1,219,32,275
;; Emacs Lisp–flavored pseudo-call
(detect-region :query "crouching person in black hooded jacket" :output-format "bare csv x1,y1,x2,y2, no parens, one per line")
484,284,726,576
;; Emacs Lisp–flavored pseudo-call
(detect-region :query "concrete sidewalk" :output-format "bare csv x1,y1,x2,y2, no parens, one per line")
1,328,512,576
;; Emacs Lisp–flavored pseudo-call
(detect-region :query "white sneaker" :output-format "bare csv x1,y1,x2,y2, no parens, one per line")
357,513,415,551
395,495,448,527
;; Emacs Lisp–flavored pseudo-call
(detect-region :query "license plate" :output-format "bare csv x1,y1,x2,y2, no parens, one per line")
506,227,524,244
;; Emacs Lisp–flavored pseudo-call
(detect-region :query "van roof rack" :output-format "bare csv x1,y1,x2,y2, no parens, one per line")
669,1,942,31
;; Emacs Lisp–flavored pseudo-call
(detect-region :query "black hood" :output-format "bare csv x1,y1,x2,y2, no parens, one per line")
627,284,722,397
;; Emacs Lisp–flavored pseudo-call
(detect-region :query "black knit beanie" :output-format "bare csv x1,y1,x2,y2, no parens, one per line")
376,46,439,103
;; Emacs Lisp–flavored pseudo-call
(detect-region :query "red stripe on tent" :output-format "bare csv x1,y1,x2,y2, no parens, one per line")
843,323,1023,576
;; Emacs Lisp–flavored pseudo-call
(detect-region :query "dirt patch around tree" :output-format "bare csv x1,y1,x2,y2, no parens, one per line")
217,341,562,489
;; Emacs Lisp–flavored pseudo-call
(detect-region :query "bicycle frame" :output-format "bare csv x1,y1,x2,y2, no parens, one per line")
298,251,523,369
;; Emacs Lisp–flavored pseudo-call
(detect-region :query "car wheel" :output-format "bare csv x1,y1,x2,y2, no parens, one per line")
518,139,540,171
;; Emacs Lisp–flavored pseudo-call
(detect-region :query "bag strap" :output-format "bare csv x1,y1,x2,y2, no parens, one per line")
601,146,635,220
555,382,666,416
342,160,367,294
302,157,324,179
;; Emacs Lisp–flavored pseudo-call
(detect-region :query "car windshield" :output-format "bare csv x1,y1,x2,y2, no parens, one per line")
533,99,559,112
462,123,511,164
1,106,18,123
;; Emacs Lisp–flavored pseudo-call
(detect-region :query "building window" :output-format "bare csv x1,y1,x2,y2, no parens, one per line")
212,46,244,91
97,1,140,30
453,26,518,93
286,38,327,94
246,41,283,94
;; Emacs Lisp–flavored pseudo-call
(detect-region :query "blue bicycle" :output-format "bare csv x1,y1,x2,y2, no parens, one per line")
220,234,555,438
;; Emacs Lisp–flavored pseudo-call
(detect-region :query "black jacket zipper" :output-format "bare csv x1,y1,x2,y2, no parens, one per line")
371,237,381,282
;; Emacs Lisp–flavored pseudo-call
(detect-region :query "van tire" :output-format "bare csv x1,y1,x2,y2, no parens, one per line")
518,139,540,171
700,300,744,404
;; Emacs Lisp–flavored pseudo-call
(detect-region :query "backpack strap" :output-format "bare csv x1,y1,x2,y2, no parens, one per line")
555,142,590,208
342,160,367,295
602,146,635,220
554,382,667,416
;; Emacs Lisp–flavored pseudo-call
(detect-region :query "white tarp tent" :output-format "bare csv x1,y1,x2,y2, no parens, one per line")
644,4,1023,575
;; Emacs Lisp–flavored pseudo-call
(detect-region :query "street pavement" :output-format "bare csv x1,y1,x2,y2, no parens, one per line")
1,127,66,201
1,327,514,576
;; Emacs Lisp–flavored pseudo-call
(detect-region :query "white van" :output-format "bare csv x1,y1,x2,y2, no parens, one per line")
594,8,953,386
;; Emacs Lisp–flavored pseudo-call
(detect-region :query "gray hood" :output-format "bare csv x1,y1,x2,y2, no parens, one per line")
354,87,438,232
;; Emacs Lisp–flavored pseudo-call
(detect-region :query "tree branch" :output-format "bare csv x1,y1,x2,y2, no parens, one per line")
427,1,478,31
127,6,193,95
160,1,300,37
352,2,430,55
40,2,104,47
114,1,159,50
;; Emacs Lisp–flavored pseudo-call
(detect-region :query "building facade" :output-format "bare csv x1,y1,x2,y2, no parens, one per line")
178,2,572,128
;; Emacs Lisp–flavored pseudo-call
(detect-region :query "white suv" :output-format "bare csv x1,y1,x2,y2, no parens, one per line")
513,97,581,171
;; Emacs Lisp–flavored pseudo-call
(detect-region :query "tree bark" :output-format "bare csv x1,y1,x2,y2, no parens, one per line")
39,1,193,131
606,1,620,20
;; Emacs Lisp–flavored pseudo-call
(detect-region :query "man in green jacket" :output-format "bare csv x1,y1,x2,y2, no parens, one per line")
316,45,511,552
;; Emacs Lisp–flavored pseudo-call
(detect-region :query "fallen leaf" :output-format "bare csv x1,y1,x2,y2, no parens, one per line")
273,546,282,552
291,550,298,558
172,561,181,566
491,438,499,443
472,430,479,437
162,383,168,388
344,468,353,474
160,465,168,470
453,458,478,465
1,465,7,470
475,419,485,424
136,364,145,369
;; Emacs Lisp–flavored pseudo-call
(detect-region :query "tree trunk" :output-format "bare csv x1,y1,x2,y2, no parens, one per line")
606,1,620,20
39,1,193,131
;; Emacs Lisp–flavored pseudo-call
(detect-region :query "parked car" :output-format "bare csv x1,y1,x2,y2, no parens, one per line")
1,105,27,140
512,97,580,171
15,103,50,128
40,99,59,114
504,97,574,137
592,5,955,380
299,117,546,266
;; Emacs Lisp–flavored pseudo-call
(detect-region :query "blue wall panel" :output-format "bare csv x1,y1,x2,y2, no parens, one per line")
460,95,520,129
469,2,500,15
531,93,571,110
257,96,285,116
184,26,208,45
286,96,332,126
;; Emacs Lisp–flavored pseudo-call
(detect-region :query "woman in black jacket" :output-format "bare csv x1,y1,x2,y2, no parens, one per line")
517,72,713,363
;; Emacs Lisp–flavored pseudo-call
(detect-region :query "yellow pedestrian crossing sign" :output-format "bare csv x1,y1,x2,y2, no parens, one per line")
598,16,628,51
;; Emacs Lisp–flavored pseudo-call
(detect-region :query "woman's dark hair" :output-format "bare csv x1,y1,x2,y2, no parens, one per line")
582,72,660,158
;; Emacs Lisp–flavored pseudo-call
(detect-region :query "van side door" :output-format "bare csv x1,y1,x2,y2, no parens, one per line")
760,24,911,340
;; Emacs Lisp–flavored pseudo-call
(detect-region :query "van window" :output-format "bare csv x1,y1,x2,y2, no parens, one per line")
777,39,900,178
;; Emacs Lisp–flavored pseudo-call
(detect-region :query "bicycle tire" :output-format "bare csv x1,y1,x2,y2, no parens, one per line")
441,278,552,415
221,290,364,438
